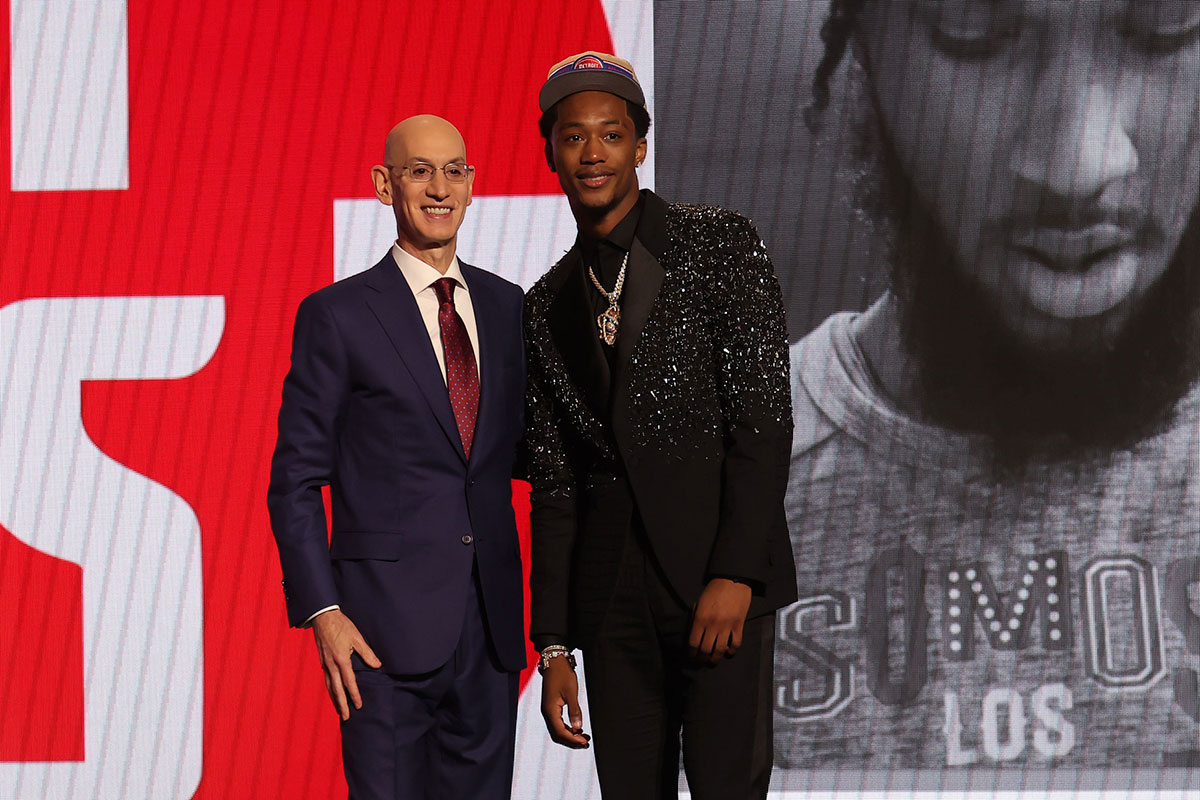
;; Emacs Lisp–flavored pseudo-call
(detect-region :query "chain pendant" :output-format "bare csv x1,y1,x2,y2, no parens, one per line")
589,251,629,347
597,304,621,346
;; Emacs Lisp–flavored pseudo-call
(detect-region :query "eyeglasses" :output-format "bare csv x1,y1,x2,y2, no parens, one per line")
388,162,475,183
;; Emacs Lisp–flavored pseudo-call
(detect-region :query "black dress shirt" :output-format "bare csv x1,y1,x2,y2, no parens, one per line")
579,197,643,362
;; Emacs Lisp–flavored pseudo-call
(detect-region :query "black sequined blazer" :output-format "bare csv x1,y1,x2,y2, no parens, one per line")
524,190,797,649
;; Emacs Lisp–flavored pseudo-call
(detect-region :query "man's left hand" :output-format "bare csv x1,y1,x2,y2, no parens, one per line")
688,578,752,663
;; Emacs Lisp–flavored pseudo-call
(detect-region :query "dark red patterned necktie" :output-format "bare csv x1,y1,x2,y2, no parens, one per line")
433,277,479,458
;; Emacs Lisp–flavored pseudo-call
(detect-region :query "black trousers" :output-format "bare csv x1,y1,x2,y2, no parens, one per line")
581,529,776,800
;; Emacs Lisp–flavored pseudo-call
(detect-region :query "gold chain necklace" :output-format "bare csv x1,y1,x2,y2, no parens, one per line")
588,251,628,346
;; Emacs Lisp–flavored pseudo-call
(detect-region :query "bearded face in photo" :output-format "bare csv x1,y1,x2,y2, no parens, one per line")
848,0,1200,458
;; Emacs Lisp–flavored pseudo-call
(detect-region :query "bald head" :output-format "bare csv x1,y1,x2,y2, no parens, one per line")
384,114,467,166
372,114,475,273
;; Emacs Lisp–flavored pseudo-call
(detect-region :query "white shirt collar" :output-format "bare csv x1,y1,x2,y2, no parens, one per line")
390,242,469,295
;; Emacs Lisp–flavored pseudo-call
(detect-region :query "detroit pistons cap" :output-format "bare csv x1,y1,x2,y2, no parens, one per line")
538,51,645,112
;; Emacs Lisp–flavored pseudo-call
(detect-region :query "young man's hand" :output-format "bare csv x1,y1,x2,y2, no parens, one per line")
688,578,753,663
540,656,590,748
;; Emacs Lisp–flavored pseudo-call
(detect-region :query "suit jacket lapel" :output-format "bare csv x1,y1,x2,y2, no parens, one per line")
363,254,467,463
612,238,664,375
548,247,612,418
611,191,668,440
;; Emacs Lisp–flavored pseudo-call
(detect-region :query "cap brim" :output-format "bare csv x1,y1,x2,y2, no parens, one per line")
538,72,646,112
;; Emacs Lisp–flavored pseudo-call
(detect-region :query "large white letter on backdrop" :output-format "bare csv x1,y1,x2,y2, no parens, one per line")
0,296,223,799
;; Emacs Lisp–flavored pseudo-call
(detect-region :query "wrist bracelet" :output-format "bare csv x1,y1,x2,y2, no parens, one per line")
537,645,577,674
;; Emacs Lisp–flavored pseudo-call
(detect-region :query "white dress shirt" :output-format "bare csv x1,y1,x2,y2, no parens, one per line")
390,242,481,381
304,243,481,627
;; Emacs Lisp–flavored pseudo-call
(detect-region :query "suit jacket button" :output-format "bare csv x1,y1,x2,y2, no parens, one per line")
461,535,473,545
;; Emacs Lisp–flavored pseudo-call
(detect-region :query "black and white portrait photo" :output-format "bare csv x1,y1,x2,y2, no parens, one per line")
657,1,1199,791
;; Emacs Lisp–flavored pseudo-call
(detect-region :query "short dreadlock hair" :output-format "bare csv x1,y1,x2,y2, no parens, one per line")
805,0,869,128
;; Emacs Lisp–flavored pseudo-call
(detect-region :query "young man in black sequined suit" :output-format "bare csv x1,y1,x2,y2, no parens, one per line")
523,52,797,800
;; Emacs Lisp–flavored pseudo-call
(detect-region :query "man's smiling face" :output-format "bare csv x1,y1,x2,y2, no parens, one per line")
548,91,646,226
374,115,474,259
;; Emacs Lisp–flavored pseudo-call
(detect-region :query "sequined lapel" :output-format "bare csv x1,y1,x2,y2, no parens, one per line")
548,248,612,418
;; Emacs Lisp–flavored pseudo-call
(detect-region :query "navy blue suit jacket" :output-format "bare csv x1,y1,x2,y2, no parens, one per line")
268,252,527,674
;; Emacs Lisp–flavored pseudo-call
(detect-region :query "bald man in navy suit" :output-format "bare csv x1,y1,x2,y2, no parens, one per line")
268,115,526,799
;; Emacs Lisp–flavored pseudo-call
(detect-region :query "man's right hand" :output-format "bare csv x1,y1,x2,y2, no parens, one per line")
311,609,382,720
540,657,590,749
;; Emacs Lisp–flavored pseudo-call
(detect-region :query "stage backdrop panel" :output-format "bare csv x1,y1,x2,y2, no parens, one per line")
4,1,1198,798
